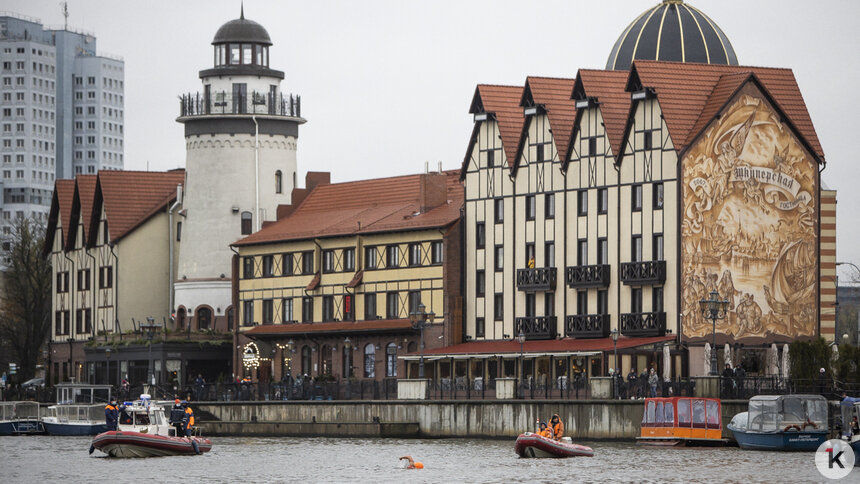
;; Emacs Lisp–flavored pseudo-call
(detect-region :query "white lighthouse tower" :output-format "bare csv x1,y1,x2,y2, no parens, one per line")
174,7,304,329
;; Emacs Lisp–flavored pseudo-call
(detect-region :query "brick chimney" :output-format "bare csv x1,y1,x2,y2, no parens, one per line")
419,172,447,213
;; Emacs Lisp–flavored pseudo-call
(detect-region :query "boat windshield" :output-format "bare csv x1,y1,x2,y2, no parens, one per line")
748,398,779,431
781,396,827,430
133,411,151,426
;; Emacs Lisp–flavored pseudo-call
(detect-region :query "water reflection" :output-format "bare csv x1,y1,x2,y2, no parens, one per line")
0,436,843,483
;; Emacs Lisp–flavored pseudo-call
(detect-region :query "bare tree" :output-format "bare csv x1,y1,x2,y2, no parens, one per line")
0,217,52,381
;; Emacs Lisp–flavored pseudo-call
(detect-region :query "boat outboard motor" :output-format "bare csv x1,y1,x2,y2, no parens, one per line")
192,440,200,455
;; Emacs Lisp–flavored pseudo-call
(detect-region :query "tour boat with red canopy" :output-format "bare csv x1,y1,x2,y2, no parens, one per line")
637,397,727,446
90,394,212,458
515,433,594,458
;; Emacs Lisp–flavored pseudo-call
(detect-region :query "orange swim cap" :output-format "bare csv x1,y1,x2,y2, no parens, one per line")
414,462,424,469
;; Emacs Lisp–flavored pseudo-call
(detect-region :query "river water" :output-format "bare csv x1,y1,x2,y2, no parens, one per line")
1,435,852,483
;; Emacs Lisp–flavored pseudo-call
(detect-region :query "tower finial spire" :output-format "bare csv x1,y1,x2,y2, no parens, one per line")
240,1,245,19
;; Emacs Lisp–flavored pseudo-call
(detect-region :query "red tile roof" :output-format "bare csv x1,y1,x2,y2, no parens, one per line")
233,170,463,247
96,170,185,243
54,179,75,248
463,84,525,173
570,69,631,162
75,175,98,244
628,61,824,161
245,319,414,337
413,335,675,357
519,76,577,166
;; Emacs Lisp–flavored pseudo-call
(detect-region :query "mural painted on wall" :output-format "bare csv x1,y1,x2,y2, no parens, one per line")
681,94,817,342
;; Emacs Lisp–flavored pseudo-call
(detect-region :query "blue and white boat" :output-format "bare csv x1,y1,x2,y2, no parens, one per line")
0,401,43,435
727,394,828,451
41,383,112,436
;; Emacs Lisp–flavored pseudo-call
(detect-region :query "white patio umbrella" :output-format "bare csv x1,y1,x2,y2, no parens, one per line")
782,344,790,379
663,345,671,381
767,344,779,375
724,343,732,368
704,343,711,375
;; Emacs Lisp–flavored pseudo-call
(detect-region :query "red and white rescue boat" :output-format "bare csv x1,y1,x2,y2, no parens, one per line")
515,432,594,458
90,394,212,458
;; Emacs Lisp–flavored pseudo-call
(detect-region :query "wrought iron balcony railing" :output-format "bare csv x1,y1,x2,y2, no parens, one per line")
619,260,666,285
620,312,666,337
564,314,610,338
514,316,557,340
516,267,557,292
178,91,301,118
565,264,611,288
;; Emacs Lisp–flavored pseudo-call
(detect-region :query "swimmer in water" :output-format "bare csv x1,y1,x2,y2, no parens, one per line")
399,456,424,469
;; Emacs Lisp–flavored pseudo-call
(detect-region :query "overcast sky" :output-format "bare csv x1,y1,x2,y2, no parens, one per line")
7,0,860,277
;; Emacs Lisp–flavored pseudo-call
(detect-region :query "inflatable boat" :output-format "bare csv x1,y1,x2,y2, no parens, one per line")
515,432,594,458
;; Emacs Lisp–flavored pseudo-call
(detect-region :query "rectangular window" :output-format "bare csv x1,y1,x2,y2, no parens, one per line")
525,293,536,317
77,269,90,291
525,195,536,221
408,243,420,266
262,299,274,324
653,234,664,261
364,293,377,320
486,149,495,168
57,271,69,293
643,130,653,151
301,251,314,274
494,245,504,272
653,182,664,210
597,290,609,314
577,240,587,266
631,288,643,313
55,310,69,335
494,294,504,321
476,270,485,297
243,300,254,326
632,235,643,262
243,257,255,279
494,198,504,223
597,238,608,265
476,317,485,338
632,184,643,212
282,253,293,275
262,255,274,277
577,291,588,315
431,241,443,264
545,193,555,219
536,144,545,162
544,293,555,317
301,297,313,322
343,248,355,271
386,292,399,318
545,242,555,267
525,243,535,267
322,296,334,321
282,298,293,323
653,286,664,313
386,245,399,268
408,290,421,314
476,222,485,249
577,190,588,216
99,266,113,289
598,188,608,214
365,247,377,269
323,250,334,273
588,137,597,156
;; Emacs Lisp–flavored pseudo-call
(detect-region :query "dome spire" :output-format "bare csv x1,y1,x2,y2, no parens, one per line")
240,1,244,20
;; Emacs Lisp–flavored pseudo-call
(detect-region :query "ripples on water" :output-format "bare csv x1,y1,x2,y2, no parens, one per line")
1,435,848,483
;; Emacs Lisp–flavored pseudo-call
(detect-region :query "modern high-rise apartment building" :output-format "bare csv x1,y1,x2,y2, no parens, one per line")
0,12,123,262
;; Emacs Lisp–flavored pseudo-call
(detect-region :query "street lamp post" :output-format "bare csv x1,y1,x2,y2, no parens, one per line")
105,347,112,387
343,337,352,377
699,290,729,376
610,329,619,399
517,331,526,382
408,303,435,379
140,317,161,391
66,337,74,382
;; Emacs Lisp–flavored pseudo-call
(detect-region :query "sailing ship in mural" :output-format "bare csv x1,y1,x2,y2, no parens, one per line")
681,93,817,342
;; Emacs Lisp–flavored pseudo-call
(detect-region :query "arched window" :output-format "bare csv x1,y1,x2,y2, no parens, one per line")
364,344,375,378
386,343,397,377
275,170,282,194
301,346,312,376
197,307,212,330
241,211,252,235
342,345,353,378
321,345,332,376
175,307,186,330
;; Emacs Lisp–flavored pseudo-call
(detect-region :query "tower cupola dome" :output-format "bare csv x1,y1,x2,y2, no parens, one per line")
606,0,738,71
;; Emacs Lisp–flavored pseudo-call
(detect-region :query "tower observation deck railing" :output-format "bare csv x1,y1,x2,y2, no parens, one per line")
179,91,301,118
